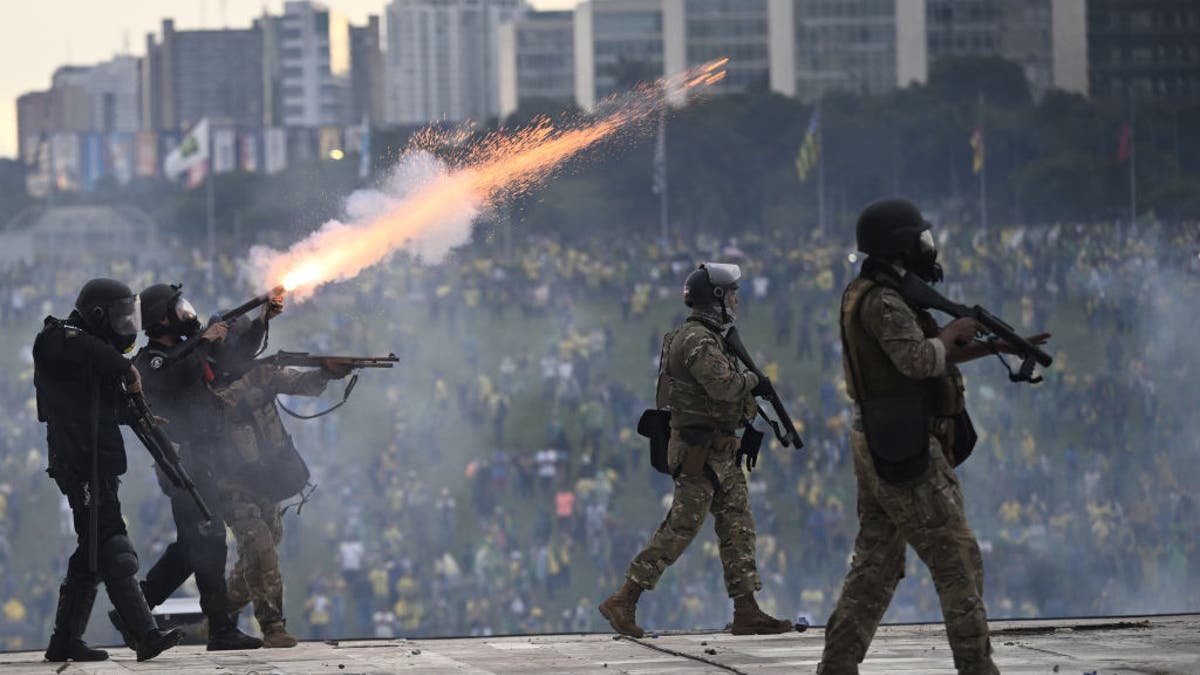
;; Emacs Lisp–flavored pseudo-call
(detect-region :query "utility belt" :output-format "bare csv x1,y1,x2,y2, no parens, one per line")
675,424,739,437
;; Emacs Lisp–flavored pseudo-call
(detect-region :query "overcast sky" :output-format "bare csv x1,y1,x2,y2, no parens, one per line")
0,0,579,159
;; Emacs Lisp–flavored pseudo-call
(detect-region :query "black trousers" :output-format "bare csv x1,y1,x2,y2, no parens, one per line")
141,466,230,624
57,474,126,587
142,468,232,627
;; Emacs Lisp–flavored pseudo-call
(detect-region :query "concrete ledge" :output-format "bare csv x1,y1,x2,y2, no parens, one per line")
1,615,1197,674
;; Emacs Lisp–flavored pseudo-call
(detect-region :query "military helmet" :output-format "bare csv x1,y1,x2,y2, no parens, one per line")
683,262,741,308
139,282,198,334
74,278,141,351
855,198,931,258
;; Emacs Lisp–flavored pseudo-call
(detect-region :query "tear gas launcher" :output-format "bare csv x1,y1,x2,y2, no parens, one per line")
898,273,1053,384
164,286,285,364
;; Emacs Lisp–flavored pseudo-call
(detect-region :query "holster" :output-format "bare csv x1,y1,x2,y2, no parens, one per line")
636,409,672,475
860,396,929,483
949,410,978,467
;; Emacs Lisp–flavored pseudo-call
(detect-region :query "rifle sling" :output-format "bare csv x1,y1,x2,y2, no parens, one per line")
277,373,359,420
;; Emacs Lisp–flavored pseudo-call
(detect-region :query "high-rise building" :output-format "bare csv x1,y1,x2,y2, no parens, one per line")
925,0,1086,97
1086,0,1200,101
384,0,525,126
497,11,576,119
16,89,90,164
774,0,919,102
574,0,674,110
50,57,141,133
16,56,139,163
350,15,386,124
683,0,770,93
141,19,265,132
269,1,351,128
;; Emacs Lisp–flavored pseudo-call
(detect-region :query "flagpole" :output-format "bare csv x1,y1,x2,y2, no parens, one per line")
206,163,215,285
1129,99,1137,230
662,109,672,246
816,98,825,233
978,91,988,231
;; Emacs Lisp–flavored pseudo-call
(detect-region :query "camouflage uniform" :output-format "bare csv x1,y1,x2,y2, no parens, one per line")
211,364,333,634
819,272,996,675
626,315,762,597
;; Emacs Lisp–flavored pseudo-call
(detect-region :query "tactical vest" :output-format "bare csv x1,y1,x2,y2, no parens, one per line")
841,277,966,445
655,319,755,430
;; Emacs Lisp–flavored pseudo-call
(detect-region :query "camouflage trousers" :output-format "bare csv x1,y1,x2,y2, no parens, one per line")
221,487,286,628
820,429,997,675
626,429,761,598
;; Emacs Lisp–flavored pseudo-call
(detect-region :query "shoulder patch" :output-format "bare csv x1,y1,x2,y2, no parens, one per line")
63,327,80,339
149,356,165,370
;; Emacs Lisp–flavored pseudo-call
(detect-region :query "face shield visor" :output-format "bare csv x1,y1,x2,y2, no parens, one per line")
173,296,198,325
108,295,142,352
702,262,742,297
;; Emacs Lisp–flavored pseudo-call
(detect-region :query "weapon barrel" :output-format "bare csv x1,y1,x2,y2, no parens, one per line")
218,285,284,323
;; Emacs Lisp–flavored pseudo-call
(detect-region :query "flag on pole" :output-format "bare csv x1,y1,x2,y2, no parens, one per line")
164,118,210,185
795,107,820,183
1116,122,1132,163
970,127,984,175
652,109,666,195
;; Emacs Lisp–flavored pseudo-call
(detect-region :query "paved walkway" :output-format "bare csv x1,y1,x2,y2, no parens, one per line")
2,615,1196,674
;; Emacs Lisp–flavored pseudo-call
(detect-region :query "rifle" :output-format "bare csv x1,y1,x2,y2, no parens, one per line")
124,387,213,523
163,286,284,364
898,273,1053,384
724,326,804,449
257,351,399,420
261,351,399,369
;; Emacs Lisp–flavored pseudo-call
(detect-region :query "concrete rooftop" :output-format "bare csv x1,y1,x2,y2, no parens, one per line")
1,615,1196,674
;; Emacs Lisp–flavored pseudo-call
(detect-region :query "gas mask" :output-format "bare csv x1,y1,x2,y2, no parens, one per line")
905,230,944,284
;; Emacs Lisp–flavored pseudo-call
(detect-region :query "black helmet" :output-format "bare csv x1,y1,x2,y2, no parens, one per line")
74,278,141,352
140,283,200,338
684,262,741,308
855,198,942,282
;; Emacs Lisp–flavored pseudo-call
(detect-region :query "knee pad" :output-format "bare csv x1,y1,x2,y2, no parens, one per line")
100,534,140,580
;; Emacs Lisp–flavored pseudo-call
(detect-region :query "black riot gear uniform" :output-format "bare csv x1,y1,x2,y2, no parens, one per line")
854,198,943,283
34,283,184,663
114,285,263,652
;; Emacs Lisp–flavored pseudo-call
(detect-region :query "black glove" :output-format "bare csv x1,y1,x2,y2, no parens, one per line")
751,374,772,398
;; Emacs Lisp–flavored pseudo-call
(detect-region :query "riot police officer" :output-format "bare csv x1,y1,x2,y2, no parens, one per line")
34,278,183,662
598,263,795,638
109,283,262,651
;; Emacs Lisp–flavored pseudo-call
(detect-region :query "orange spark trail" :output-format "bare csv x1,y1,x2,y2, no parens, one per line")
249,59,728,299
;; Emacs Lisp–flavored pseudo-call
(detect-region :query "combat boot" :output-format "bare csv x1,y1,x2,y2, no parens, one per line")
730,594,795,635
106,575,184,662
45,582,109,662
261,621,299,648
598,579,646,638
207,610,263,651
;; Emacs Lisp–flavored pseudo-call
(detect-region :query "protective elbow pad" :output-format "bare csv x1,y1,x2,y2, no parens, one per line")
100,534,140,580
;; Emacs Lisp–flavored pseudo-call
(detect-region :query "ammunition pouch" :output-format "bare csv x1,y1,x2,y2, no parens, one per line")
637,409,672,475
860,396,929,484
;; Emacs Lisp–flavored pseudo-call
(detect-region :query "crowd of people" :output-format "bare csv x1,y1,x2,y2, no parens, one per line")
1,212,1198,648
